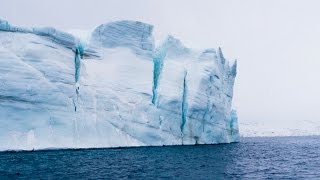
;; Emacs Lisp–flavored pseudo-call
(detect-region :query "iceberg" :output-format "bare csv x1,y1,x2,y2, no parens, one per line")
0,18,238,150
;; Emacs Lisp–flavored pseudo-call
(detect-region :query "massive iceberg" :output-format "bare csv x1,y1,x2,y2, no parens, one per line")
0,19,239,150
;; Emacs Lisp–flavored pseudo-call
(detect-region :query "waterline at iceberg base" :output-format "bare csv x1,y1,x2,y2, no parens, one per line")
0,19,239,150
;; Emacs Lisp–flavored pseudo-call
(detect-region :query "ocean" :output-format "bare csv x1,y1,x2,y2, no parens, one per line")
1,136,320,179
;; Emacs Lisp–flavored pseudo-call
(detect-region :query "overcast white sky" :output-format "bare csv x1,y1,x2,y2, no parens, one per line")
2,0,320,128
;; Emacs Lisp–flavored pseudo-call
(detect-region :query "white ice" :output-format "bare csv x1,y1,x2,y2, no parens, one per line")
0,19,238,150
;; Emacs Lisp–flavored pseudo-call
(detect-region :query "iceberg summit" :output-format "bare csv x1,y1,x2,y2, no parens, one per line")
0,19,239,150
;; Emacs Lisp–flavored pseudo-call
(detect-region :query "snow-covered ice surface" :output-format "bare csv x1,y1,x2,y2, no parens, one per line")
0,19,238,150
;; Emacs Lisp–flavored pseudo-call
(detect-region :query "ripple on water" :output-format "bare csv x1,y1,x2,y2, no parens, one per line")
0,136,320,179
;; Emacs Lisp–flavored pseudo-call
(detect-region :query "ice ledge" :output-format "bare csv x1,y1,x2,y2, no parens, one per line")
0,18,100,58
0,19,155,58
0,18,236,68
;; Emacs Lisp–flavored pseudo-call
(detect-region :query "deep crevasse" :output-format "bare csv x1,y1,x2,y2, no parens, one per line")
0,18,238,150
181,71,188,135
151,46,165,105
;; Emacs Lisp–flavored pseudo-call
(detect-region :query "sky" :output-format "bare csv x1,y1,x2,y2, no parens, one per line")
1,0,320,130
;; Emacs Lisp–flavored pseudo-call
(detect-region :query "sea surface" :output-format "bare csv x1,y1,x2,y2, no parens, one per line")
1,136,320,179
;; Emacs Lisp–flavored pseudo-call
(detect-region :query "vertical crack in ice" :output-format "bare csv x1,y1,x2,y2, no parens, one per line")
73,43,84,111
72,43,84,147
180,70,188,137
74,44,84,89
151,43,167,105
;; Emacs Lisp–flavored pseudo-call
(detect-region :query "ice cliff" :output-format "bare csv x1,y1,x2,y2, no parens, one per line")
0,19,239,150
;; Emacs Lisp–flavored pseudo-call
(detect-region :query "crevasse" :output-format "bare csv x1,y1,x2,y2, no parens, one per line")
180,71,188,135
151,42,168,105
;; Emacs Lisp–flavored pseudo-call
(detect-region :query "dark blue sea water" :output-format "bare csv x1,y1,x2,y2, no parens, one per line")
1,136,320,179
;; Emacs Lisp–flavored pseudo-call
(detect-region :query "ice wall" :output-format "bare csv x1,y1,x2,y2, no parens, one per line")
0,19,238,150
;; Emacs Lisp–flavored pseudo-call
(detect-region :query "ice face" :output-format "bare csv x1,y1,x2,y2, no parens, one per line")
0,19,238,150
230,110,240,142
153,36,238,144
90,20,154,57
